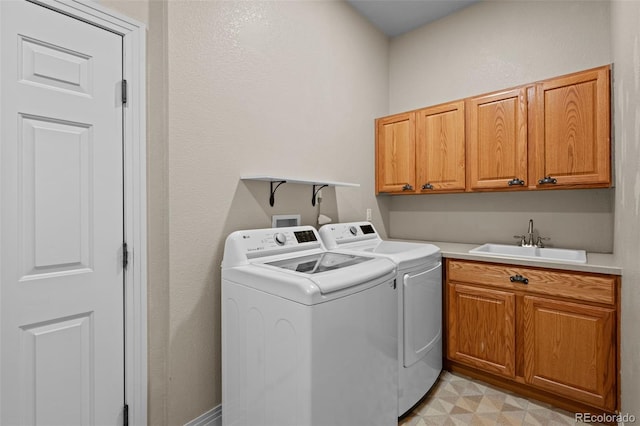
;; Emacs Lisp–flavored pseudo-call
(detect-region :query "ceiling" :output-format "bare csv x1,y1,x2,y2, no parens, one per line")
346,0,480,38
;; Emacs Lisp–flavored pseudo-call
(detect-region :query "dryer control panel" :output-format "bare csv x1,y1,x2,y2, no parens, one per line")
319,222,380,249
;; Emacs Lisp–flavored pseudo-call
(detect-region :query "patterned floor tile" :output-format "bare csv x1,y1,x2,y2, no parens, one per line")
400,372,580,426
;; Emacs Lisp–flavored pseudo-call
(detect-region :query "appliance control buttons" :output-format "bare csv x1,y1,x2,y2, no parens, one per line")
274,233,287,246
349,226,358,236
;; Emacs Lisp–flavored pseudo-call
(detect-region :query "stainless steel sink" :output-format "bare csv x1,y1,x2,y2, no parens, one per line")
469,243,587,264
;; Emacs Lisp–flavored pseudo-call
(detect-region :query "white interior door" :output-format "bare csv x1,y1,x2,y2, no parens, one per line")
1,1,125,424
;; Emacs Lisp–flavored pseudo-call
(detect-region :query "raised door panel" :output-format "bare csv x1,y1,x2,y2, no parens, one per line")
375,112,416,193
523,296,616,411
447,283,516,378
415,101,465,193
532,65,610,188
466,88,528,190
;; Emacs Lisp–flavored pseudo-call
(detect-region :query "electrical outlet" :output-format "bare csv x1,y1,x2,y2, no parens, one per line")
366,208,372,221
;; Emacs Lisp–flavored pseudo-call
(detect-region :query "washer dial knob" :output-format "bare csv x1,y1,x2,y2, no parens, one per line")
349,226,358,236
274,233,287,246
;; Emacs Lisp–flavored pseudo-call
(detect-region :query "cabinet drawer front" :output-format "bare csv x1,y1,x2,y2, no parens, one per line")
448,260,615,305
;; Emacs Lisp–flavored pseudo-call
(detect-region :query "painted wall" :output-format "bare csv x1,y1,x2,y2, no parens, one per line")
386,0,614,253
611,0,640,417
165,1,388,424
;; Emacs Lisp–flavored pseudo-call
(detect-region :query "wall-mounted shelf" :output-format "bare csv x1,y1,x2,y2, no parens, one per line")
241,175,360,207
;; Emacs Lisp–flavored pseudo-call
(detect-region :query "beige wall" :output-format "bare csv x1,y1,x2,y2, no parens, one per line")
611,0,640,416
165,1,388,424
386,0,614,253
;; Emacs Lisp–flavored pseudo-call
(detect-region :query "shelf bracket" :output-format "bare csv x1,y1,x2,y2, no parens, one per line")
312,184,328,207
269,180,286,207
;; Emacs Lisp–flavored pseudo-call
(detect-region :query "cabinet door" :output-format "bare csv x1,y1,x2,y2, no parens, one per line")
447,283,516,378
523,295,616,411
375,112,415,193
466,88,528,190
415,101,465,192
531,65,610,188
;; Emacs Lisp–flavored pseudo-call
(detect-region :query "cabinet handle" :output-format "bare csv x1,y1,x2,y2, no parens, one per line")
510,274,529,284
421,183,434,190
507,178,525,186
538,176,557,185
402,184,414,191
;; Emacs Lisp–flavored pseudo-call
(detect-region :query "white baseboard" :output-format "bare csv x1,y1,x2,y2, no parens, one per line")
184,405,221,426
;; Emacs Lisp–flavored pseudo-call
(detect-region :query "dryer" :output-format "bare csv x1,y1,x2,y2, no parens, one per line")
319,222,442,417
222,225,398,426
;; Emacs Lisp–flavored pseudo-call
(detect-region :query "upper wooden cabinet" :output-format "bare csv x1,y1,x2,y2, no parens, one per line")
416,101,466,192
375,112,415,193
530,66,611,188
466,88,528,190
374,65,611,195
376,101,465,194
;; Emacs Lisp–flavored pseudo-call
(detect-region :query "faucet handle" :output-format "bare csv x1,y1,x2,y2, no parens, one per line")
513,235,526,246
535,236,550,248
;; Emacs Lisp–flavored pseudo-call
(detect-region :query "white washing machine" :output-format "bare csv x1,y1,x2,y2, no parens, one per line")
319,222,442,417
221,225,398,426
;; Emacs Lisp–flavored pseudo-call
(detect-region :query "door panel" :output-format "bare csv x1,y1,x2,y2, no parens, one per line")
532,66,610,187
523,295,616,410
1,1,124,424
403,263,442,367
447,283,516,378
20,313,93,425
375,112,416,193
21,116,93,277
416,101,465,192
466,88,528,190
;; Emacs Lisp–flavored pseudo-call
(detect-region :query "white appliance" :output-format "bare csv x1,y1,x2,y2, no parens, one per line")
319,222,442,417
222,225,398,426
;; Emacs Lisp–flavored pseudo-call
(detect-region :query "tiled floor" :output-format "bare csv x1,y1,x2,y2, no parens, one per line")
399,371,582,425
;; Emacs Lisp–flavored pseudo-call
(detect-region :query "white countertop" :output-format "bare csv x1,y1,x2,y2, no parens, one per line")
391,239,623,276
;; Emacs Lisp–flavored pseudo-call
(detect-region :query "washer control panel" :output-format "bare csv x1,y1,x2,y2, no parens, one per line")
230,226,321,257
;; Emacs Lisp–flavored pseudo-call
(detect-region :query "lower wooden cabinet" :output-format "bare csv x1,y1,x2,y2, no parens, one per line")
446,259,619,413
448,284,516,378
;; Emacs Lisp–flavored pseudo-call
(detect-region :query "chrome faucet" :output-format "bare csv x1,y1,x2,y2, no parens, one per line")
527,219,534,247
514,219,549,247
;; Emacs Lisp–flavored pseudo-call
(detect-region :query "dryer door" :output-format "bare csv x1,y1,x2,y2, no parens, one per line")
403,262,442,367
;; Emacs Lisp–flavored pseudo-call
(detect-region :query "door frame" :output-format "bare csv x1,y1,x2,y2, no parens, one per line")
0,1,148,424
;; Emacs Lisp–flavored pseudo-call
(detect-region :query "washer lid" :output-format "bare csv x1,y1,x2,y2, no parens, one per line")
266,252,372,274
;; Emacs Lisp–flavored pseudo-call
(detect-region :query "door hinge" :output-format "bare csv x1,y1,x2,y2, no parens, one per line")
122,79,128,105
123,242,129,269
123,404,129,426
